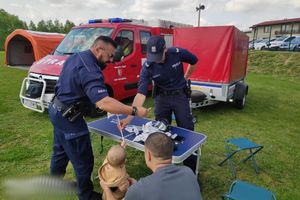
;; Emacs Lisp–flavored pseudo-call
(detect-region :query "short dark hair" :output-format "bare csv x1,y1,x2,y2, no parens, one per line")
144,132,174,160
92,35,117,48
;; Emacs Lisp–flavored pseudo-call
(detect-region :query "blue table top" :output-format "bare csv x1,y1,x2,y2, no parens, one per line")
88,115,207,163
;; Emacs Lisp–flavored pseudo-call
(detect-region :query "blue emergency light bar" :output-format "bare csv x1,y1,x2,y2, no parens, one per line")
88,19,103,23
88,18,132,24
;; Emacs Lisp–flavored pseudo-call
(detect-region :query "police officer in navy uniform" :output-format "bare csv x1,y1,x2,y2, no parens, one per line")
120,35,197,130
48,36,149,200
120,36,198,170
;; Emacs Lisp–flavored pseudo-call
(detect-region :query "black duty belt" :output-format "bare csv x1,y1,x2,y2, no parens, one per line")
52,97,83,122
52,97,68,112
158,88,186,96
53,97,69,112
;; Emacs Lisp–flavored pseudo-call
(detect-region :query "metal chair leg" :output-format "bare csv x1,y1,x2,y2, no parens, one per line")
218,147,238,166
250,149,260,174
242,146,263,163
226,144,236,177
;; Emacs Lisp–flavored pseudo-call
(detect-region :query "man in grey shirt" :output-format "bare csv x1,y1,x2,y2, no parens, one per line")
100,132,203,200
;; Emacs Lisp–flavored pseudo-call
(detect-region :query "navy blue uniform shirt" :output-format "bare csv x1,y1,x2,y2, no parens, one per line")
138,47,198,95
55,49,108,105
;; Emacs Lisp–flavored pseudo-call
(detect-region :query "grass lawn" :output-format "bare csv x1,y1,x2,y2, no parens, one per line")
0,50,300,199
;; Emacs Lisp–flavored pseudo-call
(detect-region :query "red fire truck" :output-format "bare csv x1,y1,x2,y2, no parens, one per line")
19,18,190,113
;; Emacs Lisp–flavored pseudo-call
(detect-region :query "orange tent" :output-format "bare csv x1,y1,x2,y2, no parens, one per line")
4,29,65,66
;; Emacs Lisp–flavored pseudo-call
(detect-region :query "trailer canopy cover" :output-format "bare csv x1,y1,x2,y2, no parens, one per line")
173,26,249,84
4,29,65,66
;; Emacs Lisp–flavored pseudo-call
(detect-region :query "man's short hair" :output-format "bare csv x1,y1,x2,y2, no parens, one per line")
144,132,174,160
92,35,117,48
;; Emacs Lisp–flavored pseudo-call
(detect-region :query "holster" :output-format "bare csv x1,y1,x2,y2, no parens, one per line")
186,79,192,98
152,83,158,98
61,102,82,122
53,97,84,122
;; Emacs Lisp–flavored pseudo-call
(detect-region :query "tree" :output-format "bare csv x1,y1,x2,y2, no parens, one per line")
28,20,36,31
53,19,64,33
0,9,27,50
33,19,75,33
63,20,75,33
46,20,55,32
36,20,48,32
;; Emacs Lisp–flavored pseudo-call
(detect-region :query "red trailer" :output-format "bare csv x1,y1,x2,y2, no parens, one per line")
173,26,249,109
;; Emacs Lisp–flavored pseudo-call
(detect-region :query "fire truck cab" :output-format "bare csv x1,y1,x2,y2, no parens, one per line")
20,18,187,113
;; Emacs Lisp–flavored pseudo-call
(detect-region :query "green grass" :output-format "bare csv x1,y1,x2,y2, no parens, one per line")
248,50,300,78
0,50,300,199
0,52,4,66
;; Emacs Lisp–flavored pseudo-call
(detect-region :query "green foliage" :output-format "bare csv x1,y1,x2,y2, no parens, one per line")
0,9,28,50
53,19,64,33
28,20,36,31
34,19,74,33
31,19,73,33
63,20,75,33
36,20,48,32
0,51,4,66
0,51,300,200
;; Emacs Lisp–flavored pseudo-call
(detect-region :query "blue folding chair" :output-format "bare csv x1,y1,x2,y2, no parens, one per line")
222,180,276,200
218,137,263,177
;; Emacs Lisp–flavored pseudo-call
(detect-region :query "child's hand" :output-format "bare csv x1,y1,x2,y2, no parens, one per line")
121,140,126,148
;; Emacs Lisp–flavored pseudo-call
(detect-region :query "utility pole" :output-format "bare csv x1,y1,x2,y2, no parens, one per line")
196,3,205,27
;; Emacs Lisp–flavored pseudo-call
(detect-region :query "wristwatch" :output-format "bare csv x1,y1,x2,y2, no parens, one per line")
131,106,138,116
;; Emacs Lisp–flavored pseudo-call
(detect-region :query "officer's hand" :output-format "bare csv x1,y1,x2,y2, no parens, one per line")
119,116,133,130
127,177,137,185
136,106,150,118
100,179,110,191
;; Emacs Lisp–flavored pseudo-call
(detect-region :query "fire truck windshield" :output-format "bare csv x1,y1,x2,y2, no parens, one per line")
54,27,114,55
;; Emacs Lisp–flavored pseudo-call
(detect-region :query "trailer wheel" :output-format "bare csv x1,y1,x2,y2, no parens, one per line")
191,90,206,103
233,82,248,109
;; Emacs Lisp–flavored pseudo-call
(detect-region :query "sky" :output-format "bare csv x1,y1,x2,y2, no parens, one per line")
1,0,300,31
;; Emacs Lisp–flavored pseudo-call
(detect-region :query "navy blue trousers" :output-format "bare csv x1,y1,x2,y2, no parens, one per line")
155,94,196,171
49,103,94,200
155,94,194,131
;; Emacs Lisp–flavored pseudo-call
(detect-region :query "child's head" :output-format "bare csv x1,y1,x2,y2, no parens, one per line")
107,144,126,167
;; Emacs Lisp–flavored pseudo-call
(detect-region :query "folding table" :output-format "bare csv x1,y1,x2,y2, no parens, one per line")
88,115,207,176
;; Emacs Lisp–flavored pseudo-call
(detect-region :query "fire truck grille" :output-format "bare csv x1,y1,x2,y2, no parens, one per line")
44,79,57,93
29,75,57,94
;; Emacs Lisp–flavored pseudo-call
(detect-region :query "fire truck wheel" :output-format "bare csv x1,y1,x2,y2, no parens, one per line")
233,82,248,109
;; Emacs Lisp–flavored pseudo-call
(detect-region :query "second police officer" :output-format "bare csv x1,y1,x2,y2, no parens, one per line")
120,36,198,169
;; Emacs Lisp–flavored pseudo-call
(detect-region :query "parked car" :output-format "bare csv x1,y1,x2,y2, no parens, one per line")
249,38,264,49
267,36,295,50
279,36,300,51
295,44,300,51
254,38,275,50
